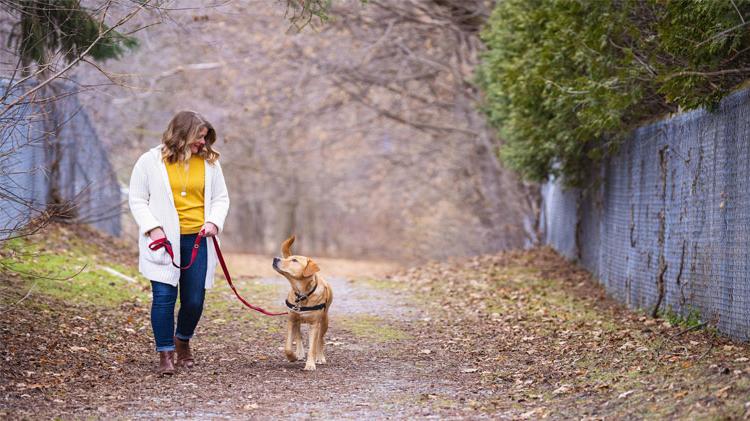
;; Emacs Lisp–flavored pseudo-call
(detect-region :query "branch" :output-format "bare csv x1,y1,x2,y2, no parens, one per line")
335,81,479,136
661,67,750,81
0,280,37,315
0,0,152,118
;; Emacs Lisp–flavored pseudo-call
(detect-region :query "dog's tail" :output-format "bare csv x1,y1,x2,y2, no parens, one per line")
281,235,295,258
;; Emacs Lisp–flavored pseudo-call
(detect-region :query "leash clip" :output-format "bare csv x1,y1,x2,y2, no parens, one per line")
290,294,304,313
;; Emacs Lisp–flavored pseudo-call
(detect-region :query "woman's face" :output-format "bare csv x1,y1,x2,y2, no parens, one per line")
189,127,209,155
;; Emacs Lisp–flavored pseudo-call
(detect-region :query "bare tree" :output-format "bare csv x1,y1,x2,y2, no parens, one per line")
320,0,539,255
70,0,537,261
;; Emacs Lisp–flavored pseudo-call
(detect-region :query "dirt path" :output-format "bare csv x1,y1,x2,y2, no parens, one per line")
123,272,485,420
1,254,496,419
2,231,750,419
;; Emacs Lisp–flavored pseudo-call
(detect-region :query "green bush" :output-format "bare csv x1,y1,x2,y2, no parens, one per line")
476,0,750,186
6,0,139,67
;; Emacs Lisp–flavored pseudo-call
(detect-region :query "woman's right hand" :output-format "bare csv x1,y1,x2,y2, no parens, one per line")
148,227,166,241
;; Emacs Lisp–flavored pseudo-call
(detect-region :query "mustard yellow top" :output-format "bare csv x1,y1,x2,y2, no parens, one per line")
165,155,205,234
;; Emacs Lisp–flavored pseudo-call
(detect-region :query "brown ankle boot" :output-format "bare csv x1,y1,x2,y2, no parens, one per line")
174,336,194,368
158,350,175,375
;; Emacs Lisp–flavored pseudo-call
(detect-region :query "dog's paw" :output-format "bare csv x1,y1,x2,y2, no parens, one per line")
304,361,317,371
315,355,326,364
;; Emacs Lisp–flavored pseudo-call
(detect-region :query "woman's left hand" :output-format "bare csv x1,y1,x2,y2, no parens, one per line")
201,222,219,237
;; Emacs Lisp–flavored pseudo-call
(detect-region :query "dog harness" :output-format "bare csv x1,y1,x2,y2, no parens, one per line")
286,281,327,312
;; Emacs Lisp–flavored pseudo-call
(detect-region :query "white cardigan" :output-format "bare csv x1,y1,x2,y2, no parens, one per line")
128,145,230,288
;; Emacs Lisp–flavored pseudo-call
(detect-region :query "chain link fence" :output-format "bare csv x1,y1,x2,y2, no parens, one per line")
542,88,750,341
0,80,122,237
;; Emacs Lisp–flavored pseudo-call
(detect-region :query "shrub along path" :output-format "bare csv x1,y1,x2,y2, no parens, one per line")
1,225,749,419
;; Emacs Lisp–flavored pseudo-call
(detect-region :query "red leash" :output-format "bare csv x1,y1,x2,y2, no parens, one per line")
148,231,287,317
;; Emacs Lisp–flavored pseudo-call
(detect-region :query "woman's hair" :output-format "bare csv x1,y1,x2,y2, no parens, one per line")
161,110,220,164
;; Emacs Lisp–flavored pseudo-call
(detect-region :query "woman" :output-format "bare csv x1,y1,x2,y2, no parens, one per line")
128,111,230,375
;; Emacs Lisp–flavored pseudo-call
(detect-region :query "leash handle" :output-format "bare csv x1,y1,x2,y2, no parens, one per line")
148,231,287,317
148,233,202,270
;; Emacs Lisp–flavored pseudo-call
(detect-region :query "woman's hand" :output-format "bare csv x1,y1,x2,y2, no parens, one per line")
148,227,166,241
201,222,218,237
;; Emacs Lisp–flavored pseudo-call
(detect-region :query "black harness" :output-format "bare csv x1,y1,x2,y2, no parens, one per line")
285,281,326,312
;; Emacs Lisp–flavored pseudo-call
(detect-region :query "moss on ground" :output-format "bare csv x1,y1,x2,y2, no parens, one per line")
338,314,408,342
1,231,149,307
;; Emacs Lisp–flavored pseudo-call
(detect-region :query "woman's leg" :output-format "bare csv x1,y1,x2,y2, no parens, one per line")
175,233,208,340
150,281,178,351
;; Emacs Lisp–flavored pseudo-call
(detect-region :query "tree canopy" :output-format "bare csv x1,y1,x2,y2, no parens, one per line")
477,0,750,185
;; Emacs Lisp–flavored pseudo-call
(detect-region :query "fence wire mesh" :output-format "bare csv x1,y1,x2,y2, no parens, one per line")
542,88,750,340
0,80,121,237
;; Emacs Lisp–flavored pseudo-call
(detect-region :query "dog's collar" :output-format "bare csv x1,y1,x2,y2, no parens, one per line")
286,280,321,313
285,299,326,313
293,280,318,304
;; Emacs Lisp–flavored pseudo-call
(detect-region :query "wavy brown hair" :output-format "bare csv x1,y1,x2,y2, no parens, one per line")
161,111,220,164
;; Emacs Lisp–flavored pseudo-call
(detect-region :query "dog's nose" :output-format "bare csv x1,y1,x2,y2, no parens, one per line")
272,257,280,267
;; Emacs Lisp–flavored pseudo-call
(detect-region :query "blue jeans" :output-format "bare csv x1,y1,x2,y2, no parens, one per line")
150,233,208,352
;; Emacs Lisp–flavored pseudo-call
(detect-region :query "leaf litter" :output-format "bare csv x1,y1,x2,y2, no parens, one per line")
1,227,750,419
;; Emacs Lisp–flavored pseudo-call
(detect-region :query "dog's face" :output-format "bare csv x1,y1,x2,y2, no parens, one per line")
272,255,319,279
272,235,320,280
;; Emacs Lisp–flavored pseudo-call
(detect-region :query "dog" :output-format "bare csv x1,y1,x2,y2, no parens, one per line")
272,235,333,371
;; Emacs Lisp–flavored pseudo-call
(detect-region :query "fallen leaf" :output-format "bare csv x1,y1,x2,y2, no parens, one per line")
552,384,571,395
618,390,634,399
69,346,89,352
673,390,688,399
716,385,731,399
521,407,543,419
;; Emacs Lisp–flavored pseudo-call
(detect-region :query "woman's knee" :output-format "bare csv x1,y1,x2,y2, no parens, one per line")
180,296,205,314
151,281,177,305
178,277,206,313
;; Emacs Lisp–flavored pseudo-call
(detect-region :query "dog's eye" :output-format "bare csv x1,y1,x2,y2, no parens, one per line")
291,258,298,263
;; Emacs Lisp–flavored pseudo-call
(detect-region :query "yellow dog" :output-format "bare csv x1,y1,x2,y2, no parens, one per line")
272,236,333,371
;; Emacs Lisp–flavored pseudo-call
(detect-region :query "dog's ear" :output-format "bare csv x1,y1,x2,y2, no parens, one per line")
281,235,295,258
302,258,320,277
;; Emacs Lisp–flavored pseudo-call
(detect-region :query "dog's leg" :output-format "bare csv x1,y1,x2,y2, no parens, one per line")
304,323,319,371
285,317,297,362
293,321,304,360
315,314,328,364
